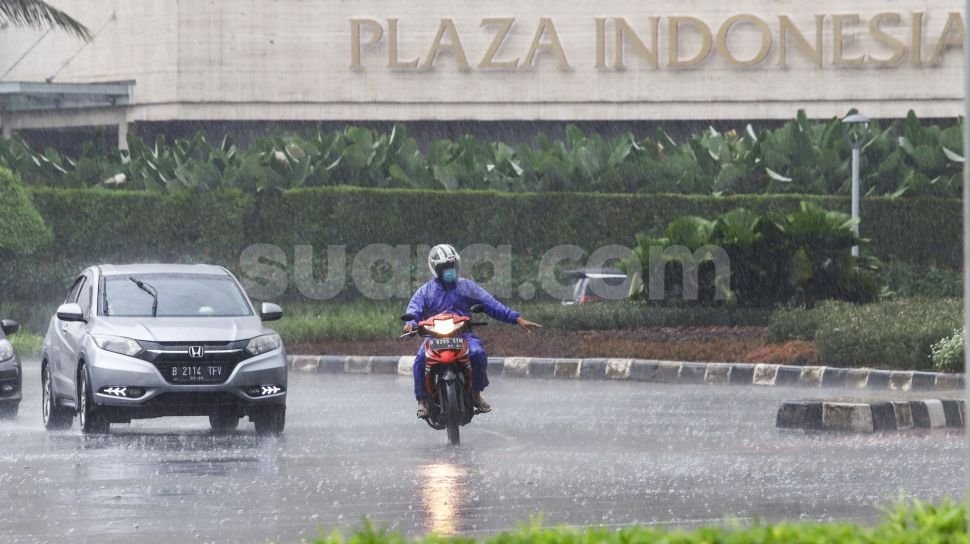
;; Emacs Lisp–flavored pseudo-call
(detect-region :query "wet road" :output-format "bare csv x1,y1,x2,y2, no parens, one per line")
0,362,964,543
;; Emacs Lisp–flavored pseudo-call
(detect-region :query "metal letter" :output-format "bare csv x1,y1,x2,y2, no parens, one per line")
479,18,519,69
833,14,866,66
716,14,773,67
523,18,571,70
778,15,824,67
350,19,384,70
614,17,660,70
423,19,471,71
668,16,713,68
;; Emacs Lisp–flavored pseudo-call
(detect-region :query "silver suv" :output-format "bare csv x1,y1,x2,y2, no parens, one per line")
41,264,288,435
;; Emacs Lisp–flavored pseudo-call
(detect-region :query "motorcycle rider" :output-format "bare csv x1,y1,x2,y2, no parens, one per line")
405,244,542,418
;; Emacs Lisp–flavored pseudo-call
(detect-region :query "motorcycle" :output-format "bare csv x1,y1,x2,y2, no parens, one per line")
400,304,488,446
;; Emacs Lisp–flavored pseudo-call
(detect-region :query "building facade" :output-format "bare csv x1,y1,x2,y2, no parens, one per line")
0,0,964,146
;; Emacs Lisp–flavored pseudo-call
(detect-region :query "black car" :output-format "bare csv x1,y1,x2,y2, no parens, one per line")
0,318,21,419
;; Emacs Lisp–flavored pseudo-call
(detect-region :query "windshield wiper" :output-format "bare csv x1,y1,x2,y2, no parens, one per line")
129,276,159,317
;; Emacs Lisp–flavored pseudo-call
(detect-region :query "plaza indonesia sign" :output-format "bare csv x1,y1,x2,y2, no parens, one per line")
349,12,964,71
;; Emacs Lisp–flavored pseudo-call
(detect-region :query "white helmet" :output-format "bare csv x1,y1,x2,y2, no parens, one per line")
428,244,460,278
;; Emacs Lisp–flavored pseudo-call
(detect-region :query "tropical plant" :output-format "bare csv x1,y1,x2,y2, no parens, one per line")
622,202,882,307
0,0,91,39
0,111,963,197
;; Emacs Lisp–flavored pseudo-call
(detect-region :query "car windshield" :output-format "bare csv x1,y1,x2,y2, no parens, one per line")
102,274,252,318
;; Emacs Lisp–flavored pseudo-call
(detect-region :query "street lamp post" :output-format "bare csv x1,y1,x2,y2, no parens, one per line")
962,0,970,525
842,113,870,258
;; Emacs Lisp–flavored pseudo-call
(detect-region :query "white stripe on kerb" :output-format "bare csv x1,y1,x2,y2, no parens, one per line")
923,400,947,428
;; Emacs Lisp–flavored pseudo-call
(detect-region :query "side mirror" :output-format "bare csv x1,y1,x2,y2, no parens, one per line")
0,319,19,336
400,313,416,322
56,303,86,323
470,304,485,314
260,302,283,322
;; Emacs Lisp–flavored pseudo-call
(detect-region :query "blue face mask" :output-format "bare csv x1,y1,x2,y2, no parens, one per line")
442,268,457,284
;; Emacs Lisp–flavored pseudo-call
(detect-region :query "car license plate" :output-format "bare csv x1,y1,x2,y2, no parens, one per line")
429,337,465,351
166,364,227,383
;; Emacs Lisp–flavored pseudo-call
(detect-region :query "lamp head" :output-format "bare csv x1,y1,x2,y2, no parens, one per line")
842,113,870,149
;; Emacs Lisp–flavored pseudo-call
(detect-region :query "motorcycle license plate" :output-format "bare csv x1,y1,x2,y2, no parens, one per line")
430,337,465,351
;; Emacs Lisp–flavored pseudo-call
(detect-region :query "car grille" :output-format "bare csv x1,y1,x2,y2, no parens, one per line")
0,367,19,396
135,340,251,384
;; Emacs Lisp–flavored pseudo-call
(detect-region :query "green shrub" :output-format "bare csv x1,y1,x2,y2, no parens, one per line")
0,167,51,254
770,299,962,370
932,328,965,373
768,307,824,343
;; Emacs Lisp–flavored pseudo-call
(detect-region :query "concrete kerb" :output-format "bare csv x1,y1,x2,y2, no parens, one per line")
287,356,964,391
777,399,965,433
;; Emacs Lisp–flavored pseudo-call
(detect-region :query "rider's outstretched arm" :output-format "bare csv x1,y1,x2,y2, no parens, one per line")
464,280,542,330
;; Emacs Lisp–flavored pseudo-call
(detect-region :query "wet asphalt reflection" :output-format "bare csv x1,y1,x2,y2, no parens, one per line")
0,361,964,543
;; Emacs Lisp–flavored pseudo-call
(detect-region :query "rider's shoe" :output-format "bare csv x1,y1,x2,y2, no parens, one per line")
416,399,428,419
473,392,492,413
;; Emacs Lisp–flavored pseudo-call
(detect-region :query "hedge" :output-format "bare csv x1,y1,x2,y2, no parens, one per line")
255,187,961,266
0,186,960,303
0,187,251,300
0,167,50,254
884,261,962,298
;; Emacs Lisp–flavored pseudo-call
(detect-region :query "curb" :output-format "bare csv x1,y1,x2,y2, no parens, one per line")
776,399,966,433
287,355,965,391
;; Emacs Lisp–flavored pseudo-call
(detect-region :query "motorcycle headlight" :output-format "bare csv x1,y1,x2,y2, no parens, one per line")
432,318,457,336
92,335,143,357
0,339,14,362
246,333,281,356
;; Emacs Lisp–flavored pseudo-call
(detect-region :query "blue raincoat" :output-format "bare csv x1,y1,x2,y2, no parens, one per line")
406,278,520,400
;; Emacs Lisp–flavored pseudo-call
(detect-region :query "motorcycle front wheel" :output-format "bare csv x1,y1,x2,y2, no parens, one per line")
443,381,460,446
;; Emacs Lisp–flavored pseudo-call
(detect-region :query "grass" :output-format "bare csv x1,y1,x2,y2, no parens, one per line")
310,501,967,544
527,303,771,330
273,300,773,344
273,300,402,343
8,332,42,358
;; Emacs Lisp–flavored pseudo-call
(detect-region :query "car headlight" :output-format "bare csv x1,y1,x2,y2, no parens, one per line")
92,335,143,357
0,339,14,362
246,333,281,356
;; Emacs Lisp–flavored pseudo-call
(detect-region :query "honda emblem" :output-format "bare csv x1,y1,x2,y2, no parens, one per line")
188,346,205,359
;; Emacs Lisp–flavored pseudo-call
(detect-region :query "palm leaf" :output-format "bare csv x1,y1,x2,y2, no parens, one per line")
0,0,92,39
